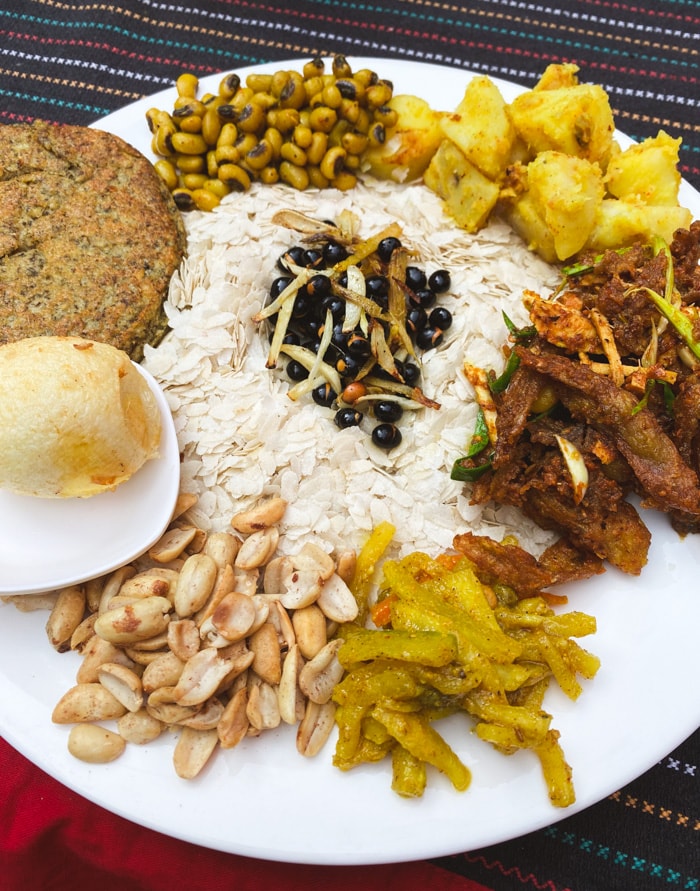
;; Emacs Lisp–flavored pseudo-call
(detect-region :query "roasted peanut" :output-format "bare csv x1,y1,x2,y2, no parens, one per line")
68,724,126,763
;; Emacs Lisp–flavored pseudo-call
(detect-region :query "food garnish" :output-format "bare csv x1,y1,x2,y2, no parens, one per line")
256,209,454,447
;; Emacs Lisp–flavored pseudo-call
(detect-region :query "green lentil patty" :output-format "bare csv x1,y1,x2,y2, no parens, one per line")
0,121,187,360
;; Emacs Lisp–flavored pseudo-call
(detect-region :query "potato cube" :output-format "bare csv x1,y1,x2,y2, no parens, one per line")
424,140,500,233
525,151,605,260
605,130,684,205
439,75,515,180
363,94,444,182
509,83,615,165
588,198,692,251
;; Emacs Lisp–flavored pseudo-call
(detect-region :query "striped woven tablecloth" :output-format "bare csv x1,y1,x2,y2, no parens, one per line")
0,3,698,891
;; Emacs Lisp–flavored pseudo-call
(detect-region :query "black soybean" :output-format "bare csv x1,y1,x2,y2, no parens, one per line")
374,400,403,423
413,288,436,309
307,274,331,299
270,275,293,299
277,245,305,271
286,360,308,381
335,407,363,429
428,269,451,293
323,241,348,265
402,362,421,385
312,383,337,406
405,265,427,291
372,423,402,449
406,306,428,336
416,326,444,350
429,306,453,330
377,236,402,262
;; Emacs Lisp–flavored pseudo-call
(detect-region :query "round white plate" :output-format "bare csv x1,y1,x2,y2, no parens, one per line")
1,58,698,865
0,364,181,594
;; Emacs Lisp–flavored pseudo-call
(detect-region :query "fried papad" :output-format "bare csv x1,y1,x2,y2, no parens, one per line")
0,121,187,360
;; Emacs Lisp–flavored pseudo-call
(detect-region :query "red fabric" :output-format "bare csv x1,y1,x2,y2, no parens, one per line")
0,737,492,891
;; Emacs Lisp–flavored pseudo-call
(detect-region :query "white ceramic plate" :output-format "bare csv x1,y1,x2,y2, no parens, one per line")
1,58,698,866
0,364,181,594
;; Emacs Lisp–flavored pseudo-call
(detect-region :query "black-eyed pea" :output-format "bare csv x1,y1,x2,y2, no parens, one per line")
332,169,358,191
204,177,230,200
68,724,126,764
307,166,330,189
52,683,127,724
366,81,393,108
215,120,239,148
171,153,203,176
245,138,274,171
291,604,327,660
201,106,222,145
319,145,347,181
177,112,203,134
117,709,163,745
154,158,179,191
217,162,251,192
308,105,338,133
170,131,208,155
236,101,266,133
175,72,199,99
173,726,220,779
259,165,280,185
191,188,220,212
263,126,283,158
172,187,196,212
306,130,328,166
218,71,241,100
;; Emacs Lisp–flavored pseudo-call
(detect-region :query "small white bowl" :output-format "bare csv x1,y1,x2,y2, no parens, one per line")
0,364,181,595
